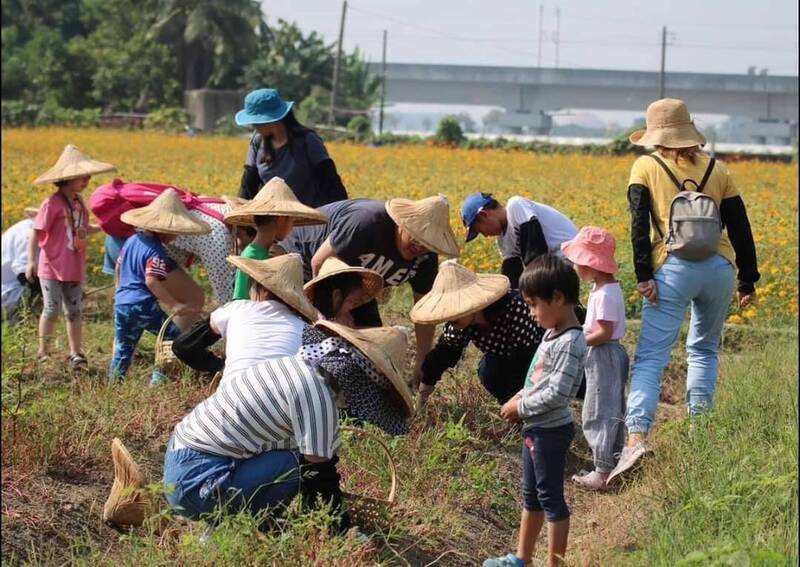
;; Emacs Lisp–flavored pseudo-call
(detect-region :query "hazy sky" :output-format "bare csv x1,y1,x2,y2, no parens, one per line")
262,0,798,76
260,1,798,126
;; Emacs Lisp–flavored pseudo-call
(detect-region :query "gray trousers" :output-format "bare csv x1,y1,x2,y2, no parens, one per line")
582,341,629,472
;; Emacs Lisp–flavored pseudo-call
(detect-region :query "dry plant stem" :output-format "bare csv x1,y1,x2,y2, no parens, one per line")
422,549,475,566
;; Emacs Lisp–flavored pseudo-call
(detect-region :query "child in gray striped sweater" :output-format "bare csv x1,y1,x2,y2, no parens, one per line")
485,254,587,567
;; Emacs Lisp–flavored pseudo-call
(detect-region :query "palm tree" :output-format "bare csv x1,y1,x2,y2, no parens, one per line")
147,0,263,90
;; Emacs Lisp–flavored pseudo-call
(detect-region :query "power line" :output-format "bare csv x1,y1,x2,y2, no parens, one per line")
556,9,798,30
345,2,797,65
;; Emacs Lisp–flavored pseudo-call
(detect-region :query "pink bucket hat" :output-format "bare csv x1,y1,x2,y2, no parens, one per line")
561,226,619,275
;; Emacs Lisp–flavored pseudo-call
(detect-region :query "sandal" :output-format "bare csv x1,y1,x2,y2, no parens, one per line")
69,353,88,370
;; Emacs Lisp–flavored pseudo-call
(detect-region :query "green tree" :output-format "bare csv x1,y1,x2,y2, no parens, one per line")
81,0,182,111
147,0,263,90
334,48,381,127
435,116,465,145
242,19,334,103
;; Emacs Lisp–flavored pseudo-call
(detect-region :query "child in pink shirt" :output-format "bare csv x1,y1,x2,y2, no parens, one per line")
27,145,115,368
560,227,629,490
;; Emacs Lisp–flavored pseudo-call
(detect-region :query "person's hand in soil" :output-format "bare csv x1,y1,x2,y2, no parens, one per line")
416,383,434,411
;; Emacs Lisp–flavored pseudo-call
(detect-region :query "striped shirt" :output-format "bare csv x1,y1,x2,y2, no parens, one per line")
517,327,586,430
173,354,339,459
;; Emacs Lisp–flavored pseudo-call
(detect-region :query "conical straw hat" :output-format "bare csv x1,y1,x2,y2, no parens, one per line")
410,259,510,325
226,253,319,322
385,194,460,257
23,207,39,219
103,438,152,527
120,188,212,235
222,195,247,209
34,144,116,185
315,321,414,416
303,257,384,309
223,177,329,227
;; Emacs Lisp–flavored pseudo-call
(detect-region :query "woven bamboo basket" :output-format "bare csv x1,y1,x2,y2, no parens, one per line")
155,313,182,375
339,426,397,530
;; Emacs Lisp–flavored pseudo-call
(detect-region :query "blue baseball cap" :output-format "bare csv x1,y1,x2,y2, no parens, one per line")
235,88,294,126
461,192,494,242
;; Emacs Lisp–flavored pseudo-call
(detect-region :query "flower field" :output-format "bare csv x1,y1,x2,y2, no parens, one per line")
2,127,797,324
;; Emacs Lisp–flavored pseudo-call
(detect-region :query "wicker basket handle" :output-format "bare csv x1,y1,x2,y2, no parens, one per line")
155,312,178,350
340,425,397,504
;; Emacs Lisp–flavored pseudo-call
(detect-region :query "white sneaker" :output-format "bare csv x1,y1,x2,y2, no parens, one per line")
199,525,215,546
606,443,651,486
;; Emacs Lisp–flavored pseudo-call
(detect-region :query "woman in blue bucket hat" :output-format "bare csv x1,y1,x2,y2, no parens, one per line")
236,88,348,209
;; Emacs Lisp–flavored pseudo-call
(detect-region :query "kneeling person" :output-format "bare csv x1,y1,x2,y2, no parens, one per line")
411,260,545,406
109,189,210,383
171,254,319,382
163,322,413,530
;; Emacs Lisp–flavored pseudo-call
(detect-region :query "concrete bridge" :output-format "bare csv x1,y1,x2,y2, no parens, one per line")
379,63,799,144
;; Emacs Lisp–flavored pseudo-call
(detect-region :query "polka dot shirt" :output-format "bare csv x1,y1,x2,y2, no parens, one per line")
166,203,235,304
421,290,545,386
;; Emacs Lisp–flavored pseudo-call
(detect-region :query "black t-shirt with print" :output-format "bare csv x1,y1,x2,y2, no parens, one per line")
279,199,438,294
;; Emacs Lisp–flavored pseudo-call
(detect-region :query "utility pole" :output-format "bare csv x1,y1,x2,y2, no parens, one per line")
659,26,667,99
329,0,348,126
379,29,387,135
537,4,543,67
554,7,560,68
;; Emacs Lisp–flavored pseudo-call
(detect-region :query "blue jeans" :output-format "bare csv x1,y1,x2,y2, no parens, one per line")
163,436,301,521
626,254,735,434
109,300,179,382
521,423,575,522
103,235,128,275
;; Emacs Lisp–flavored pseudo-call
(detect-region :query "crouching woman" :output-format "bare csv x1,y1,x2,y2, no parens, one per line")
162,320,413,529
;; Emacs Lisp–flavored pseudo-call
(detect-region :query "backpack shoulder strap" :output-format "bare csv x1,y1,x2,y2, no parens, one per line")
695,158,716,193
649,154,682,190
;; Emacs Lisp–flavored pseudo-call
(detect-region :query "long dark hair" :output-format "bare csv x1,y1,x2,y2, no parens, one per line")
312,273,364,319
259,110,316,166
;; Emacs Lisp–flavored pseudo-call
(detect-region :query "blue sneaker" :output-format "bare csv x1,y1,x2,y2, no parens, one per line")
150,368,169,386
483,553,525,567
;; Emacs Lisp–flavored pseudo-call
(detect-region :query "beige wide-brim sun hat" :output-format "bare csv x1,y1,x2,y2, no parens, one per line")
120,188,212,235
315,320,415,416
385,194,460,258
223,177,328,227
303,257,384,309
23,207,40,219
629,98,706,148
34,144,117,185
226,253,319,322
410,259,510,325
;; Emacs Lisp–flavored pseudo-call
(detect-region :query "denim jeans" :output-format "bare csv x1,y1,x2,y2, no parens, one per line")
103,235,128,275
163,435,301,521
109,300,179,382
626,254,735,434
520,423,575,522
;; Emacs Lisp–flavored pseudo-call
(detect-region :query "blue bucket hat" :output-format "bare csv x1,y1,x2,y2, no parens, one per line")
235,88,294,126
461,192,495,242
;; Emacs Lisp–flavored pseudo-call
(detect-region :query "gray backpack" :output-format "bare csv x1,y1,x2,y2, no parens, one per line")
650,154,722,261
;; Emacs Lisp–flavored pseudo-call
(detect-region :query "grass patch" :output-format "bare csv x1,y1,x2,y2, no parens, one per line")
613,336,798,566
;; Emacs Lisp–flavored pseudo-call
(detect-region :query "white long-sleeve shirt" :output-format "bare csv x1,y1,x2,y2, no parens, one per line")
1,219,34,312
